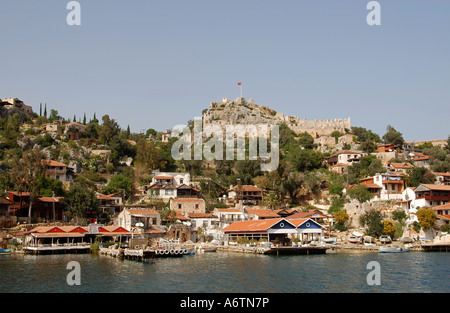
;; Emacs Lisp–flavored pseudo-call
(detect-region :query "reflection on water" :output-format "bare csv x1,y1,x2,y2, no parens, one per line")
0,251,449,293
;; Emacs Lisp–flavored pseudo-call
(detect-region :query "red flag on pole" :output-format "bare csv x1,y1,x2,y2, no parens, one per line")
238,82,242,86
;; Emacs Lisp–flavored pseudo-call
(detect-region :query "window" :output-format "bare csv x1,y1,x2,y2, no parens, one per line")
178,204,182,209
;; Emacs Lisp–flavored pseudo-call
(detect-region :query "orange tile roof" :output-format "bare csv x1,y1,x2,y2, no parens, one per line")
41,159,68,167
228,185,264,192
188,213,217,218
127,209,159,215
245,209,279,218
390,162,414,168
432,203,450,210
418,184,450,191
222,218,284,233
172,198,204,203
215,208,243,213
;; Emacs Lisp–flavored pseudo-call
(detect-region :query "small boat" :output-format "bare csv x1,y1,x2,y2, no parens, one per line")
400,237,413,243
379,245,410,253
348,236,362,244
181,247,196,255
323,237,337,244
197,246,217,253
379,235,392,244
0,248,12,255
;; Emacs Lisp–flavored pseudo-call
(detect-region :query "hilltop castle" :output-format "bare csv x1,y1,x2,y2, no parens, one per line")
202,97,350,139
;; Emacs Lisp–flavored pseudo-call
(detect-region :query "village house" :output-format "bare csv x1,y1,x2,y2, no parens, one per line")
0,97,33,115
329,163,349,174
387,162,414,174
434,172,450,186
0,196,14,217
4,191,65,222
400,187,417,213
115,208,163,232
145,172,200,201
244,208,280,220
41,121,63,135
408,152,430,167
64,122,86,141
337,134,355,145
42,159,73,183
413,184,450,208
213,208,246,229
169,198,206,215
226,184,265,206
325,150,363,167
96,193,123,215
360,172,405,200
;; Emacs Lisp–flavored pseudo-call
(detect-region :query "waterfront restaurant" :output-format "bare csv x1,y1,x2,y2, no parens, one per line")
222,218,325,245
21,225,132,248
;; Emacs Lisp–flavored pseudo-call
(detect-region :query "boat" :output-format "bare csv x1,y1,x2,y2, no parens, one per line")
348,236,362,244
379,245,410,253
0,248,12,255
181,247,196,255
400,237,413,243
323,237,337,244
197,246,217,253
379,235,392,244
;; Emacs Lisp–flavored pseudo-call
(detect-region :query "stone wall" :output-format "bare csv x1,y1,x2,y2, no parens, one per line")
203,97,350,139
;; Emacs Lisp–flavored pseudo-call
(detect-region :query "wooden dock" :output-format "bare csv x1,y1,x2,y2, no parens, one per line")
217,245,328,255
421,243,450,252
99,247,190,261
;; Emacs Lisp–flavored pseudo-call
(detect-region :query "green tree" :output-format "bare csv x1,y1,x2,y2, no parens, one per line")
351,126,381,143
346,155,386,184
104,173,133,200
10,148,46,222
297,132,315,149
286,146,323,172
64,184,99,225
382,125,404,146
99,115,121,146
346,184,374,204
359,209,384,237
407,167,436,187
331,131,344,144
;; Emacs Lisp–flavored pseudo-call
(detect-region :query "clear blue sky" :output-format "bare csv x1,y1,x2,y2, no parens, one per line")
1,0,449,141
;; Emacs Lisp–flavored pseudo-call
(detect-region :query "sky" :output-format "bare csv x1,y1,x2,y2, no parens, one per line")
1,0,449,142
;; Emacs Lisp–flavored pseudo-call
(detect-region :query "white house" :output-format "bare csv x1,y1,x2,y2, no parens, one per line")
145,172,200,201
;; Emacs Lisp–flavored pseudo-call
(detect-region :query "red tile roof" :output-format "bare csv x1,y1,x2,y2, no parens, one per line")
222,218,284,233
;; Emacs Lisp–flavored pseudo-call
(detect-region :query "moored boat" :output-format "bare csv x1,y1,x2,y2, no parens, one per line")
0,248,12,255
379,245,410,253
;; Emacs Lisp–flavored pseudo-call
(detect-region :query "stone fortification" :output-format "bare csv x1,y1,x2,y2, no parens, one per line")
202,97,350,138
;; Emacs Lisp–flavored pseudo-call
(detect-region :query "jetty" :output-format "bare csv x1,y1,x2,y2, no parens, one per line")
421,243,450,252
217,244,327,255
23,244,91,255
99,238,195,261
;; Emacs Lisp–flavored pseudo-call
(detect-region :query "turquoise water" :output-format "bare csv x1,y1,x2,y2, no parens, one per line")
0,251,449,293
